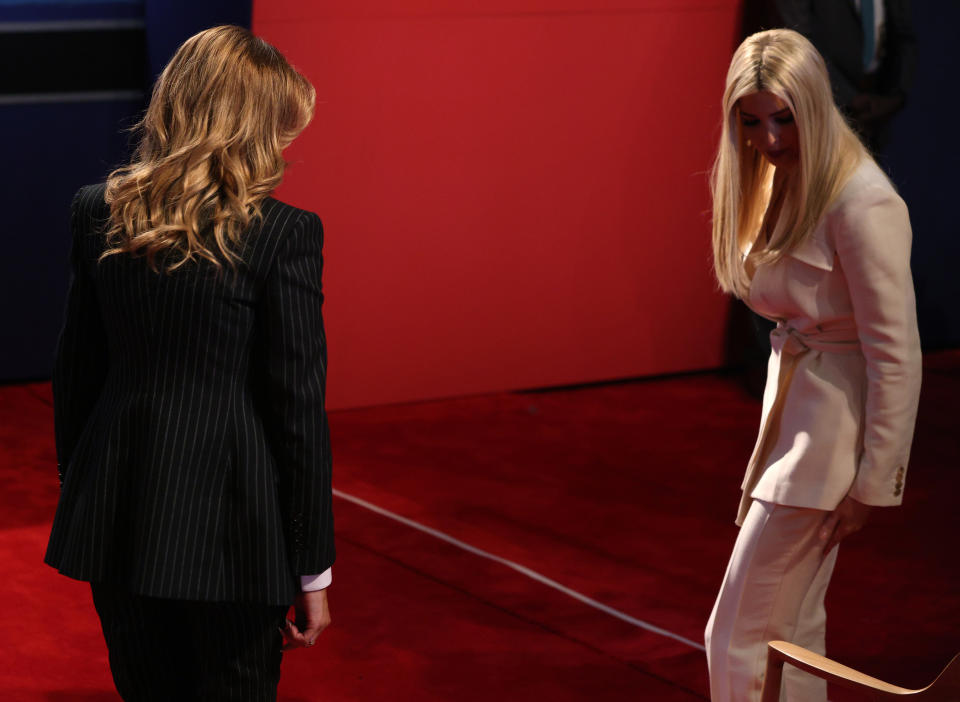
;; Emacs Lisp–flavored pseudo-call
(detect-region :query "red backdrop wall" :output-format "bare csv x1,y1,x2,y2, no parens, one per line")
252,0,741,409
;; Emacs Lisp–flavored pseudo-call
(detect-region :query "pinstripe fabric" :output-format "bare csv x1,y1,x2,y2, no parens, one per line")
91,582,287,701
46,183,335,606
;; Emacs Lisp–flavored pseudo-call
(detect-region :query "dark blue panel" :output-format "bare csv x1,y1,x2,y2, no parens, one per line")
884,2,960,350
0,1,144,22
0,99,141,381
144,0,251,78
1,0,253,382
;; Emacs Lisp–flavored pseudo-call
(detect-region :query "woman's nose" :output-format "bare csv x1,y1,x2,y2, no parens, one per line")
765,125,780,147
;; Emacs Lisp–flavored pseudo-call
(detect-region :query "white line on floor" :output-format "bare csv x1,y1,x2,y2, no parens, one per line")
333,488,706,652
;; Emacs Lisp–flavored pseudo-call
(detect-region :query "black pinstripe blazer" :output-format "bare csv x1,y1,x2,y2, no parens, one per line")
45,183,334,605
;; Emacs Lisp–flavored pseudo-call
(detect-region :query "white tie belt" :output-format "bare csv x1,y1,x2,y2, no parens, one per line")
769,324,861,357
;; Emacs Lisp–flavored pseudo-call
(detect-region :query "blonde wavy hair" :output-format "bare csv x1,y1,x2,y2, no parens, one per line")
711,29,868,298
103,25,315,273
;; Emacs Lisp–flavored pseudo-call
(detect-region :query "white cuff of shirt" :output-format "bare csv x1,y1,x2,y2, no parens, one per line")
300,568,332,592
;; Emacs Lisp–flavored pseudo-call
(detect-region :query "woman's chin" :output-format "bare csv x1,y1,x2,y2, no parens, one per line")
764,150,798,169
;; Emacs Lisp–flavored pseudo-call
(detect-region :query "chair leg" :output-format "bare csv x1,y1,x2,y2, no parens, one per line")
761,648,784,702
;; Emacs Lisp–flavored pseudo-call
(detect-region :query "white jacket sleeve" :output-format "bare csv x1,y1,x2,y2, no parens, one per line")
834,183,922,505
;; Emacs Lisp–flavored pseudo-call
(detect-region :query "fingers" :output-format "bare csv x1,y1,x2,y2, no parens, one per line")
819,497,871,556
280,589,332,651
300,613,332,647
280,617,316,651
280,613,332,651
280,618,305,651
292,589,330,649
819,512,839,555
825,520,857,555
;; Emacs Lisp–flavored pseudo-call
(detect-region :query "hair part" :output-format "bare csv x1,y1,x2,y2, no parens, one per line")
102,25,315,273
711,29,869,298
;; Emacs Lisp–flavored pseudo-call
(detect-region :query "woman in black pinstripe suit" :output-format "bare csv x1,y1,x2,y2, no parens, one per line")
45,26,334,701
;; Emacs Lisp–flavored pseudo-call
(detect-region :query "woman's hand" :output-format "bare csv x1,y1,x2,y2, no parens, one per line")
282,589,331,650
819,496,873,555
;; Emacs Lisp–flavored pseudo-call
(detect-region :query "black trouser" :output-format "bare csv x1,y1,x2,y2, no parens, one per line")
91,583,288,702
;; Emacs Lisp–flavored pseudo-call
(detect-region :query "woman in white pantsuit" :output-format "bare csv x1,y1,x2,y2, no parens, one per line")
703,29,922,701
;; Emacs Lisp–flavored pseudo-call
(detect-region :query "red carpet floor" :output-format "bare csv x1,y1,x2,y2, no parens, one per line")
1,354,958,700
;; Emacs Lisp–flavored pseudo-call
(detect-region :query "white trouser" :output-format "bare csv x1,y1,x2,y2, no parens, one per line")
705,499,839,702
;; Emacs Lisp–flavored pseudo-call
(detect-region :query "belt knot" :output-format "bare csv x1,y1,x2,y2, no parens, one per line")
770,324,861,356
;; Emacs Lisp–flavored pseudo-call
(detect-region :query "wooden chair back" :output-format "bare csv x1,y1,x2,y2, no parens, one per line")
760,640,960,701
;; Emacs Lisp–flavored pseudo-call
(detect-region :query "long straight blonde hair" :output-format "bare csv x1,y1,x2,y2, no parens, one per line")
711,29,867,298
103,25,315,273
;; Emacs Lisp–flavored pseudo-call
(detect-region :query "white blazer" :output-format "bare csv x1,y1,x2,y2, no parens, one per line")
738,158,922,526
